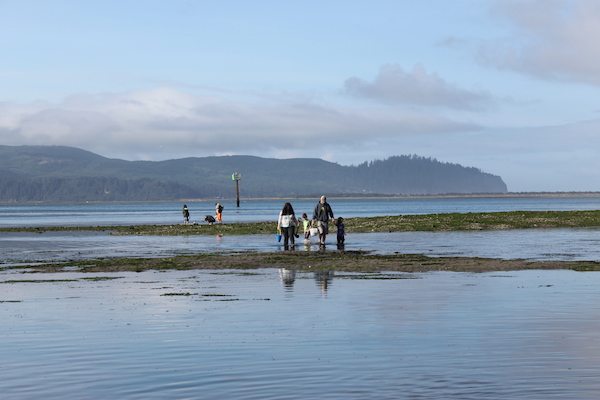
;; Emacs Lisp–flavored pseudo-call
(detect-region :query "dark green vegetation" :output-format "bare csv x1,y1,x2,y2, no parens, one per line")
0,145,506,201
4,210,600,235
16,250,600,274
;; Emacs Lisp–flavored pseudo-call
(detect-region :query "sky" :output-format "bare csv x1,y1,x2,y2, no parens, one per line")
1,0,600,192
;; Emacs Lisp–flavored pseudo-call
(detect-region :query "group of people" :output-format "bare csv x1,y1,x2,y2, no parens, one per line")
182,202,223,225
277,195,345,248
181,195,345,248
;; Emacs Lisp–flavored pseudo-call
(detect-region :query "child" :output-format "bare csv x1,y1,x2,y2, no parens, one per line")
215,202,223,223
335,217,345,245
301,213,310,240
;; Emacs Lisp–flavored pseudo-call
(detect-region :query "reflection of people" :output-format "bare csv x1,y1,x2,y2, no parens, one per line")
312,195,334,246
314,270,334,293
279,268,296,289
182,204,190,224
215,202,223,223
277,202,298,249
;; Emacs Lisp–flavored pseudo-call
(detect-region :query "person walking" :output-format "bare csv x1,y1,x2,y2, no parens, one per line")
182,204,190,224
277,202,298,249
312,195,334,245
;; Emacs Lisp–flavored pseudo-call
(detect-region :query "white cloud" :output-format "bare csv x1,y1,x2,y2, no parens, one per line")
344,64,493,110
481,0,600,85
0,87,480,161
3,87,600,191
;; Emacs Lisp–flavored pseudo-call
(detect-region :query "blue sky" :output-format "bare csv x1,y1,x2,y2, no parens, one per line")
1,0,600,191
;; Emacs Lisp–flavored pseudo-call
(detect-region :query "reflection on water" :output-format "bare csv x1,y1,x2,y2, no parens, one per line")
279,268,296,289
2,269,600,399
314,270,334,294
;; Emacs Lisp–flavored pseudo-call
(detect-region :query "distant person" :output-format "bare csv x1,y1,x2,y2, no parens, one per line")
335,217,345,245
204,215,216,224
215,202,223,223
277,202,298,249
182,204,190,224
312,195,334,245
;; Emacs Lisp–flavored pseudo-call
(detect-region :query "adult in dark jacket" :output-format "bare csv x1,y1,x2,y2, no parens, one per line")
312,195,334,245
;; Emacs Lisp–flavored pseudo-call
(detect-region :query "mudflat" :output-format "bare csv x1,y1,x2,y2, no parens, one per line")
5,210,600,274
17,250,600,274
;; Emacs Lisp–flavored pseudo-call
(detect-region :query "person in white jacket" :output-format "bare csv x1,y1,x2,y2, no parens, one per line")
277,202,298,249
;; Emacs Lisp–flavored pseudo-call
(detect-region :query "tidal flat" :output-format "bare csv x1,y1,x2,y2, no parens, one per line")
4,210,600,274
13,250,600,275
3,210,600,235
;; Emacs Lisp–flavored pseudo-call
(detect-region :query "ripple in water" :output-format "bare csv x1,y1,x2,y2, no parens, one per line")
2,269,600,399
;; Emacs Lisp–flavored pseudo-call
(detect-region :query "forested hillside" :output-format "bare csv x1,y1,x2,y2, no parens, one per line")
0,146,507,201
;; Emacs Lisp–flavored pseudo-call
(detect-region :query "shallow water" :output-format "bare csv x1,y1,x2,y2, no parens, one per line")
2,269,600,399
2,196,600,227
2,228,600,266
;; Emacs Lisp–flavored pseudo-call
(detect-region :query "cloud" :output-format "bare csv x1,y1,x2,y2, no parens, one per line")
481,0,600,85
344,64,493,110
3,87,600,191
0,87,480,161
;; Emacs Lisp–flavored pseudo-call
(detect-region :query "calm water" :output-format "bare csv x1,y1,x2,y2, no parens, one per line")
3,197,600,398
2,196,600,227
2,269,600,399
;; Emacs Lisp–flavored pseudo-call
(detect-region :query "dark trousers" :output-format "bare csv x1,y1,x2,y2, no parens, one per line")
282,226,295,247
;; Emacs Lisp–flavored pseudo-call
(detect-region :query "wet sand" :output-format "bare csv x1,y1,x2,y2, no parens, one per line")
17,250,600,274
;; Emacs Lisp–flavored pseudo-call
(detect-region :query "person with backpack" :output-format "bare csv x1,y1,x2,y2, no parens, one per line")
312,195,334,246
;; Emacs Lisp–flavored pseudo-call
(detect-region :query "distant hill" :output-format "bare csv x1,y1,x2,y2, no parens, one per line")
0,145,507,201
